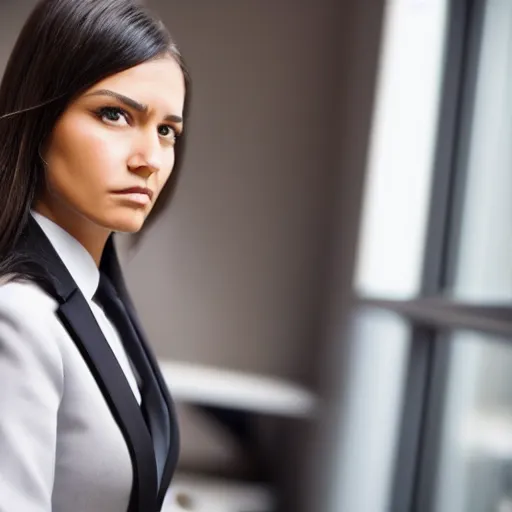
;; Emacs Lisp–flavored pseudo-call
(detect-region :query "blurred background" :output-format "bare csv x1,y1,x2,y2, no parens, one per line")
2,0,512,510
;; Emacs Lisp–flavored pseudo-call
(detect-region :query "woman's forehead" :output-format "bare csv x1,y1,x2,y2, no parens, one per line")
83,58,186,115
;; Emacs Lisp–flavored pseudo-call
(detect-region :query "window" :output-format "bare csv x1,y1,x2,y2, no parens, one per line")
331,0,512,511
355,0,449,299
446,0,512,303
433,331,512,512
410,0,512,510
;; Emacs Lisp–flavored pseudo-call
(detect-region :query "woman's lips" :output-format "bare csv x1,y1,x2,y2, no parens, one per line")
113,186,153,205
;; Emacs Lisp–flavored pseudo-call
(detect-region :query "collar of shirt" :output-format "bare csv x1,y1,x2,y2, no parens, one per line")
30,211,100,301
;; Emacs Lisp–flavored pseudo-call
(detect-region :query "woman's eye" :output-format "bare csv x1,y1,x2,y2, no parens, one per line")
97,106,129,126
158,124,177,143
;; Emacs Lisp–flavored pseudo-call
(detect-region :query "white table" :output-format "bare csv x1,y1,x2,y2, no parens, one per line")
160,360,316,418
163,473,274,512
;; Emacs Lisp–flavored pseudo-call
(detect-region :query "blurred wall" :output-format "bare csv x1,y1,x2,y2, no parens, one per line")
0,1,33,62
127,0,345,383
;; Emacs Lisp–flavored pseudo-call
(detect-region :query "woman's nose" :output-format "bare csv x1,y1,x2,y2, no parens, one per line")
127,134,162,176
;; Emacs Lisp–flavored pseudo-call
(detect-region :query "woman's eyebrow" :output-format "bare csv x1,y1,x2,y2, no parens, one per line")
84,89,183,124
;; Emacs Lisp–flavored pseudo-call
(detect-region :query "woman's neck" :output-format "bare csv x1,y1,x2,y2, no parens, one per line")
32,201,111,266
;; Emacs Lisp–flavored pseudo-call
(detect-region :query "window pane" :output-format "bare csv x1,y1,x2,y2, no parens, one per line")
354,0,449,299
325,308,410,512
448,0,512,302
433,331,512,512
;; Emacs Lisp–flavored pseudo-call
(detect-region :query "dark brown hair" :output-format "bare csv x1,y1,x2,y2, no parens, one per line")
0,0,190,282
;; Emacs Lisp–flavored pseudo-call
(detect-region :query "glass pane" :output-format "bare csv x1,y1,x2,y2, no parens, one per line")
354,0,449,299
433,331,512,512
448,0,512,302
325,308,410,512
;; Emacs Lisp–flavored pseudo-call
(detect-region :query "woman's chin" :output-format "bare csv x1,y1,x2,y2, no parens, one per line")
105,210,147,233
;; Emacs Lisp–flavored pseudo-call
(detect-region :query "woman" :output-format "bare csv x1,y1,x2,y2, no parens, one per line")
0,0,189,510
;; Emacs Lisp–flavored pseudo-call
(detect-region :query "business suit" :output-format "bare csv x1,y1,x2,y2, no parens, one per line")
0,216,179,511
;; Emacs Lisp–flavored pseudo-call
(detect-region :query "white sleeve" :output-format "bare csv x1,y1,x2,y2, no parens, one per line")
0,300,64,512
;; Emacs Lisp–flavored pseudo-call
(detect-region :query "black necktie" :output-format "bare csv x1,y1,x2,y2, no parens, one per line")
94,273,169,484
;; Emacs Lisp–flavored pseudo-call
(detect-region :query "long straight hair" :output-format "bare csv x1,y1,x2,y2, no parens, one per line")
0,0,190,284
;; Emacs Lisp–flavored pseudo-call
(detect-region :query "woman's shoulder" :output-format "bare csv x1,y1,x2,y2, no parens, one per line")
0,277,64,405
0,277,58,317
0,277,64,368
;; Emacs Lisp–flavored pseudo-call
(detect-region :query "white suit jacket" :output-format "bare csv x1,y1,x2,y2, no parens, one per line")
0,217,179,512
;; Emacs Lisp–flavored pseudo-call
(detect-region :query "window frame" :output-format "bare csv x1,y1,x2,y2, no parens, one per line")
357,0,512,509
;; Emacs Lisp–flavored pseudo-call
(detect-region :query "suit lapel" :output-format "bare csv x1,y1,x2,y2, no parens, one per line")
16,218,158,512
125,301,180,507
102,237,180,507
58,296,158,512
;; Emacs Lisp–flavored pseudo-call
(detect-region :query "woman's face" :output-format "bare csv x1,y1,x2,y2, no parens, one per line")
38,56,186,234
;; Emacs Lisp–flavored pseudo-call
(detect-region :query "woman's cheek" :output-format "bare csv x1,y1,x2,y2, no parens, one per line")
80,125,130,162
162,153,175,182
